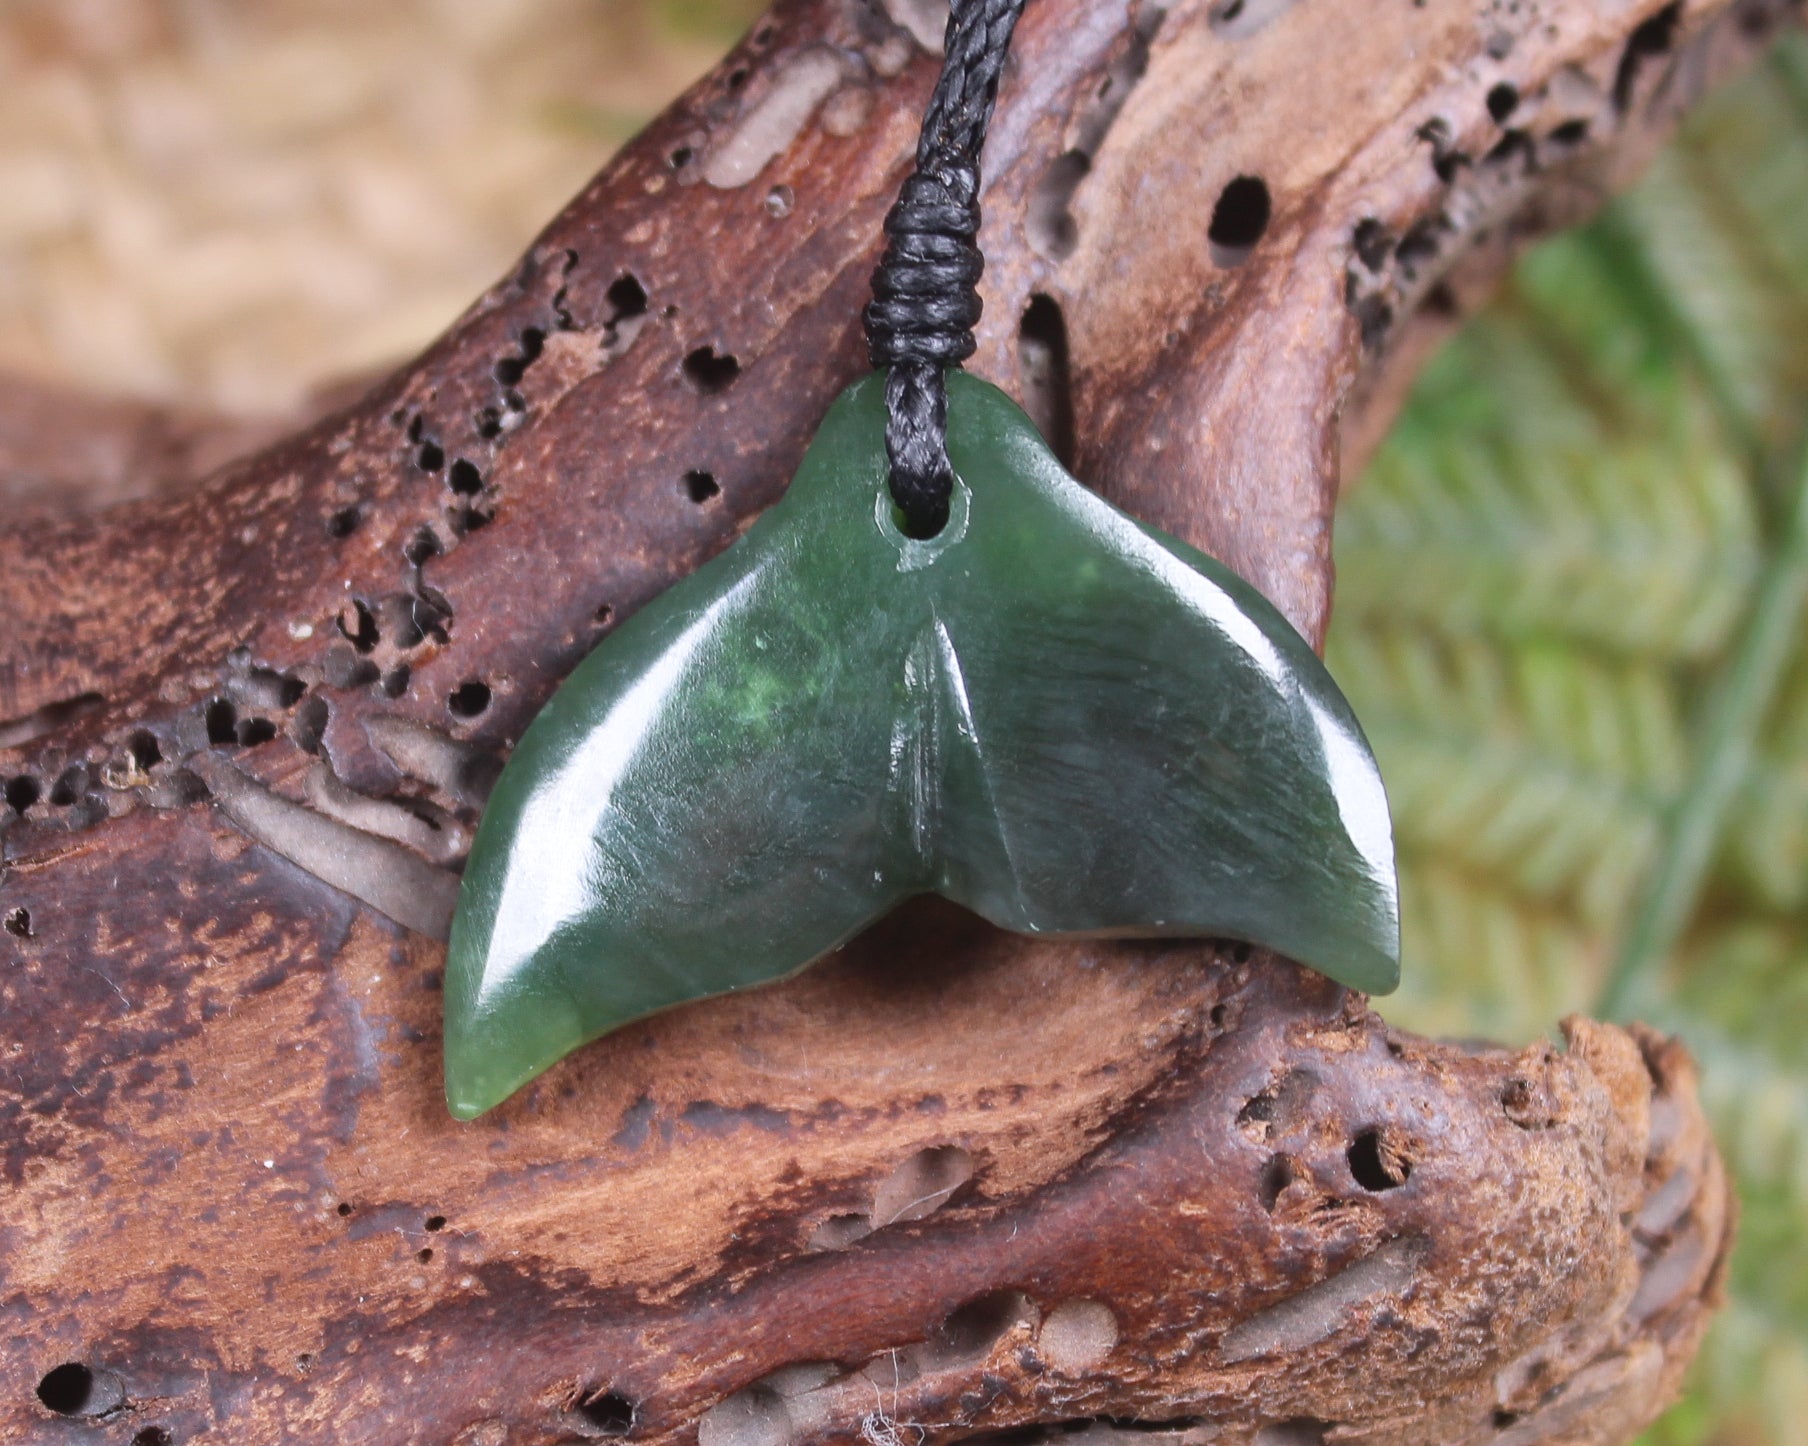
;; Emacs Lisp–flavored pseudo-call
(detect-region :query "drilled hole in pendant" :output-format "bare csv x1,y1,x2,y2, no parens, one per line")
875,474,970,571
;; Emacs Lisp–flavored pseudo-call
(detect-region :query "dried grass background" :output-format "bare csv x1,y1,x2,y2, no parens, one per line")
0,0,759,413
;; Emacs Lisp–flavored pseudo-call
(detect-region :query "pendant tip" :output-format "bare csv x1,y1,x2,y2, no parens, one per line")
444,1066,497,1121
443,1048,521,1121
1363,956,1403,998
1342,916,1402,997
446,1096,487,1123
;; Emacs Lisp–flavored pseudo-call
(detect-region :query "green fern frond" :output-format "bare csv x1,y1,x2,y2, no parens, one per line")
1337,292,1760,660
1602,158,1794,455
1330,34,1808,1443
1726,754,1808,911
1389,860,1605,1044
1330,626,1681,927
1729,650,1808,910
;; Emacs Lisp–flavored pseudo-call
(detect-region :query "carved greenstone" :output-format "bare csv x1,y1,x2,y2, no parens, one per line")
444,372,1398,1119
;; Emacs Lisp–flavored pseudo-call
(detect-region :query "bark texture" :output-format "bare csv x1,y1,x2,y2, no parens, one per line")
1,0,1781,1441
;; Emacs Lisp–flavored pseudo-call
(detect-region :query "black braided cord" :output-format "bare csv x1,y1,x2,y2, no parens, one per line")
864,0,1028,537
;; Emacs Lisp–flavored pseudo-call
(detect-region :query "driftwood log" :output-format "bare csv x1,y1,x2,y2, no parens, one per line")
0,0,1780,1440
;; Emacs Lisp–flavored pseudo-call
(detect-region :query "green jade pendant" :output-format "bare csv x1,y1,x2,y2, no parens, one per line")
444,373,1399,1118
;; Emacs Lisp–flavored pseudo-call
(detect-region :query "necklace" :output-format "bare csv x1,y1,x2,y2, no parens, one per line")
442,0,1399,1121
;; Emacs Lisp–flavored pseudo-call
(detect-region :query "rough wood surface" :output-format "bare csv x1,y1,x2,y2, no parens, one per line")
0,0,1779,1441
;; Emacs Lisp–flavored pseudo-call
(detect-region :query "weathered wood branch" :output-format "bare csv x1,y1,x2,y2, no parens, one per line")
1,0,1781,1440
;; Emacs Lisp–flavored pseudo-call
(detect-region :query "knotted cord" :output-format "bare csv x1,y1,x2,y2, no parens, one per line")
863,0,1028,537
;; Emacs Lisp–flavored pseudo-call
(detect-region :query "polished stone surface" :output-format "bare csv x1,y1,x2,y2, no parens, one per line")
444,373,1398,1118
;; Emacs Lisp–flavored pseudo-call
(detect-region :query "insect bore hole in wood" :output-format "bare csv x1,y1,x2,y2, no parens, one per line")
1260,1153,1297,1209
36,1361,124,1417
608,273,649,318
35,1361,86,1413
405,526,443,566
204,698,238,745
339,600,379,653
292,696,328,753
49,766,85,805
1614,0,1683,110
449,681,492,719
449,460,484,496
129,730,162,771
237,718,278,746
1208,174,1271,266
682,346,741,394
1348,1128,1411,1191
1018,294,1076,470
577,1388,637,1436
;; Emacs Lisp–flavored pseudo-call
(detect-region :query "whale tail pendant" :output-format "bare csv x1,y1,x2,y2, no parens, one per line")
443,373,1398,1119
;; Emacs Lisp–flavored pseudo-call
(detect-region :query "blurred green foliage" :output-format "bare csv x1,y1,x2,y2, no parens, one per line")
541,0,770,142
647,0,770,42
1326,34,1808,1446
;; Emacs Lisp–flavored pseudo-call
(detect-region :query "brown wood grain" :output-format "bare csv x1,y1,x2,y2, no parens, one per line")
2,0,1783,1440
